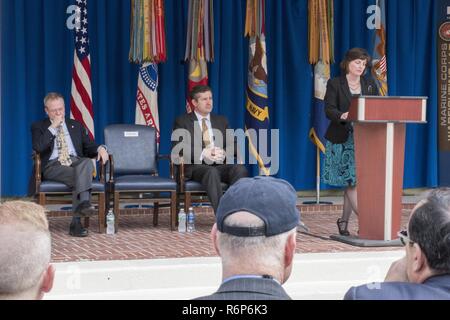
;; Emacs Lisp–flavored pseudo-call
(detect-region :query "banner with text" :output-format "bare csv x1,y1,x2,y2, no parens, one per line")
438,0,450,186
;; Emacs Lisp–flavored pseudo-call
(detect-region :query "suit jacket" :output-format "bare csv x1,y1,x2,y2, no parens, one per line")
344,274,450,300
324,75,378,144
172,112,237,178
31,117,99,171
195,277,292,300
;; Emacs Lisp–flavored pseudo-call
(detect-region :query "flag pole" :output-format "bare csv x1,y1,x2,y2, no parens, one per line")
303,145,332,205
305,0,334,205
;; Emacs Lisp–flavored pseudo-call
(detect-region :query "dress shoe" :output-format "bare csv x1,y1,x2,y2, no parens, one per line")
76,201,96,217
69,221,89,237
337,218,350,236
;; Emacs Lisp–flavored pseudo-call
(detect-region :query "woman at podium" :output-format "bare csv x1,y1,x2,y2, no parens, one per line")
322,48,378,236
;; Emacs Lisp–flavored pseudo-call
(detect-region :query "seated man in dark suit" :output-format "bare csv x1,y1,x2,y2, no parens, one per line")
344,188,450,300
195,176,299,300
31,92,108,237
172,85,247,213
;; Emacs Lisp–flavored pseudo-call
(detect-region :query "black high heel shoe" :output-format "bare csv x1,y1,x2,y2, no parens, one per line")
337,218,350,236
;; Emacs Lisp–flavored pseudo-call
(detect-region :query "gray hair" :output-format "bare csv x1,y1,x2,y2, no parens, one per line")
217,212,296,272
0,201,51,296
43,92,64,108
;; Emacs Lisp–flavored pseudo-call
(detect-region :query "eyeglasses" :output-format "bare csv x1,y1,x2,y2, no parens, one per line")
397,230,414,246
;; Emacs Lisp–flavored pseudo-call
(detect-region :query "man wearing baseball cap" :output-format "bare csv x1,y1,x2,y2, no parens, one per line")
195,176,300,300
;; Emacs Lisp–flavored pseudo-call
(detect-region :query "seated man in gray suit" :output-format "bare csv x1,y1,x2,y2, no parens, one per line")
344,188,450,300
195,176,299,300
31,92,108,237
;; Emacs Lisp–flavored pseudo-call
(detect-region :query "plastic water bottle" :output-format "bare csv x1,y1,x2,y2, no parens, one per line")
187,207,195,233
106,209,115,235
178,208,186,233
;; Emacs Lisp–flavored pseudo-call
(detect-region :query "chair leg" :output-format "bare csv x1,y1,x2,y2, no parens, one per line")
84,217,90,228
153,202,159,226
114,191,120,232
170,191,177,231
98,192,106,233
185,192,191,213
38,193,46,206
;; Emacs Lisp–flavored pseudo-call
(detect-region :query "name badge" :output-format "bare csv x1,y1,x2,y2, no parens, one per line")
124,131,139,137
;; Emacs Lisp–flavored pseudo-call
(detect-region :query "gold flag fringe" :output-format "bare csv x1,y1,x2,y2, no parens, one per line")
308,0,334,65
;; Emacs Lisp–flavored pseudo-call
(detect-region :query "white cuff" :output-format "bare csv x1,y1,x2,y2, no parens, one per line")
48,127,57,136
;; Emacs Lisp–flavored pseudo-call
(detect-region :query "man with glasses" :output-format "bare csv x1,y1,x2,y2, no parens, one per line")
31,92,109,237
344,188,450,300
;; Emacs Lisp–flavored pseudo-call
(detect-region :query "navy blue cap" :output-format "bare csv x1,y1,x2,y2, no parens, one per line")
216,176,300,237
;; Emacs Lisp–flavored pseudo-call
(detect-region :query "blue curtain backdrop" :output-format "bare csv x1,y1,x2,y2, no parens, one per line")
1,0,439,196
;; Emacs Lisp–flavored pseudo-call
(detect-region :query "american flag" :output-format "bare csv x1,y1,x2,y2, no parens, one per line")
70,0,94,139
378,55,387,73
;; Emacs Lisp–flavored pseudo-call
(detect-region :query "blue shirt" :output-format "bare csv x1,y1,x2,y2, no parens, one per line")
48,122,77,160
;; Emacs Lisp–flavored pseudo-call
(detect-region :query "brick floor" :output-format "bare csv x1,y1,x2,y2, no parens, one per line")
49,203,413,263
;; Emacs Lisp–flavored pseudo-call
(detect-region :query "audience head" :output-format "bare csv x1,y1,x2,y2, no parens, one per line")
403,188,450,283
0,201,54,300
340,47,371,75
212,176,299,283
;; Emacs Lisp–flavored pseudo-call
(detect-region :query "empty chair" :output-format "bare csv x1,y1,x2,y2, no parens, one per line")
104,124,177,231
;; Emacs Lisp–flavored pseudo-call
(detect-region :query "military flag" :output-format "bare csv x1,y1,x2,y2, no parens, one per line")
185,0,214,113
129,0,167,143
371,0,388,96
245,0,270,176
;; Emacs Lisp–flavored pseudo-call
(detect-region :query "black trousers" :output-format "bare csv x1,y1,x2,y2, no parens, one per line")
189,164,248,213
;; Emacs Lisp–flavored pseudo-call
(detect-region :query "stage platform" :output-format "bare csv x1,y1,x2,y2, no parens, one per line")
47,197,416,263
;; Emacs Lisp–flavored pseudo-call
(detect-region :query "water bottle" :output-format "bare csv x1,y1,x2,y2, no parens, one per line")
178,208,186,233
187,207,195,232
106,208,115,235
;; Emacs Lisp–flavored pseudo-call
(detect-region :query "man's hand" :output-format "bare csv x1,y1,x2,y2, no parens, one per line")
340,112,349,120
50,115,64,129
97,146,109,163
203,147,215,162
203,147,226,163
211,147,226,163
384,256,409,282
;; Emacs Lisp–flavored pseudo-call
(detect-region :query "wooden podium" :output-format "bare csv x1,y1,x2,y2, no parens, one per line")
341,96,427,245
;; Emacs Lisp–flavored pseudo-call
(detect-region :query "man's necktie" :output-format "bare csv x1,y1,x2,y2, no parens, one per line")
202,118,211,148
56,124,72,166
